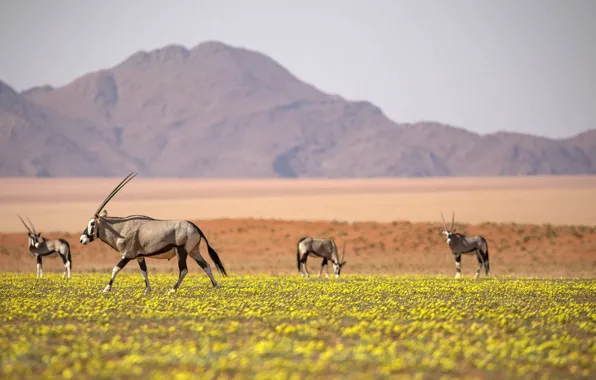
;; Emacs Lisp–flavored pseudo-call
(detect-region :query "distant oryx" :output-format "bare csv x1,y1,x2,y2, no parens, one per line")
18,216,72,279
440,211,489,279
297,237,346,278
79,173,227,293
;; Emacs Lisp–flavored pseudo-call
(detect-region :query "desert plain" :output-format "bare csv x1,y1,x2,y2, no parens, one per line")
0,175,595,277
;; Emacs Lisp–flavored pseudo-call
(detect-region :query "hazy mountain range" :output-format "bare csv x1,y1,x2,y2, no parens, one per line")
1,41,594,177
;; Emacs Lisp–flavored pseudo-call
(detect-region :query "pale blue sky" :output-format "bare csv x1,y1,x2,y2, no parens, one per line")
1,0,595,138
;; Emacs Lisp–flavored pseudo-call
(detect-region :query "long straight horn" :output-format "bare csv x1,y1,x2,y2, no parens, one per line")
18,215,32,233
94,172,138,217
440,212,448,231
26,217,37,235
450,211,455,232
341,240,346,262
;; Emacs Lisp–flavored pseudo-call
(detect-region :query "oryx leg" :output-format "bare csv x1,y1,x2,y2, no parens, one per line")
482,249,490,276
454,253,462,278
59,252,70,279
103,257,130,292
474,250,484,279
319,258,329,278
188,243,218,288
36,255,42,279
138,258,151,293
300,252,310,278
171,248,189,292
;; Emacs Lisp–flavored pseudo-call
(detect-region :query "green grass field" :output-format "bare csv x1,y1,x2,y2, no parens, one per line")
1,274,595,379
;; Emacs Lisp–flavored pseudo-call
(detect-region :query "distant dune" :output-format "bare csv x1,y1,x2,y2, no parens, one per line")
0,176,594,233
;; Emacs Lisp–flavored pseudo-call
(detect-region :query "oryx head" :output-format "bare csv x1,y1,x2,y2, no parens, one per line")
440,211,456,244
332,241,347,278
18,215,41,248
80,172,137,245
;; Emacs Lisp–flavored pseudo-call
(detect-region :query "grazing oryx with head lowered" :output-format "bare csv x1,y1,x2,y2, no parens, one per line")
79,173,227,293
297,237,346,278
440,211,489,279
18,216,72,279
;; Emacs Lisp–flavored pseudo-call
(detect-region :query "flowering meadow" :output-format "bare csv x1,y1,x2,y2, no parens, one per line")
1,274,594,379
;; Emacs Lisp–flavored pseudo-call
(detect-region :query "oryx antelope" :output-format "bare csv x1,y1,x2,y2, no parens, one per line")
297,237,346,278
79,173,227,293
18,216,72,279
440,211,489,279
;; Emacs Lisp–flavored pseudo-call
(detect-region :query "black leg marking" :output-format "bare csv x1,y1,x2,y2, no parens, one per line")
475,250,484,279
454,253,462,278
194,257,218,287
108,258,130,286
300,252,310,277
319,257,328,277
36,255,42,278
173,248,189,291
138,258,150,290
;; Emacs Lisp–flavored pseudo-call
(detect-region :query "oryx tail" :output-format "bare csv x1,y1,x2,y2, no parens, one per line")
192,222,226,276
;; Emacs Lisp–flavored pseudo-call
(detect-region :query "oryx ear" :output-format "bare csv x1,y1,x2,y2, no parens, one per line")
100,210,108,217
341,261,347,266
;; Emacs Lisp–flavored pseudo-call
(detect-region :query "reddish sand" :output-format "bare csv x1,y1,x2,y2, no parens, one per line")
1,218,594,278
1,176,594,277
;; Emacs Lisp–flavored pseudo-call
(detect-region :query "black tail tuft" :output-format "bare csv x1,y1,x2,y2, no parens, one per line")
191,222,227,276
207,245,227,276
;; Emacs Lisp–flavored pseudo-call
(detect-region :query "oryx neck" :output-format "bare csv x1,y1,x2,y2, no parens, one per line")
96,221,120,252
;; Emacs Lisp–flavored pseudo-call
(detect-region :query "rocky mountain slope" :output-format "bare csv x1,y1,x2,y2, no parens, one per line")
1,41,594,177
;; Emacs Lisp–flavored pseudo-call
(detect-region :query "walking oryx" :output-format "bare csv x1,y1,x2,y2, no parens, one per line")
79,173,227,293
297,237,346,278
18,216,72,279
440,211,489,279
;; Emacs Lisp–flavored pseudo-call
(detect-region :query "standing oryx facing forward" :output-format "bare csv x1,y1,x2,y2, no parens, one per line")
297,237,346,278
18,216,72,279
79,173,227,293
440,211,489,279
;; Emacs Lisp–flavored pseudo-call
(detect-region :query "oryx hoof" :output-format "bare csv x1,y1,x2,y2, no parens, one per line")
144,287,152,294
169,288,177,294
454,273,462,279
102,285,112,293
212,283,220,289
